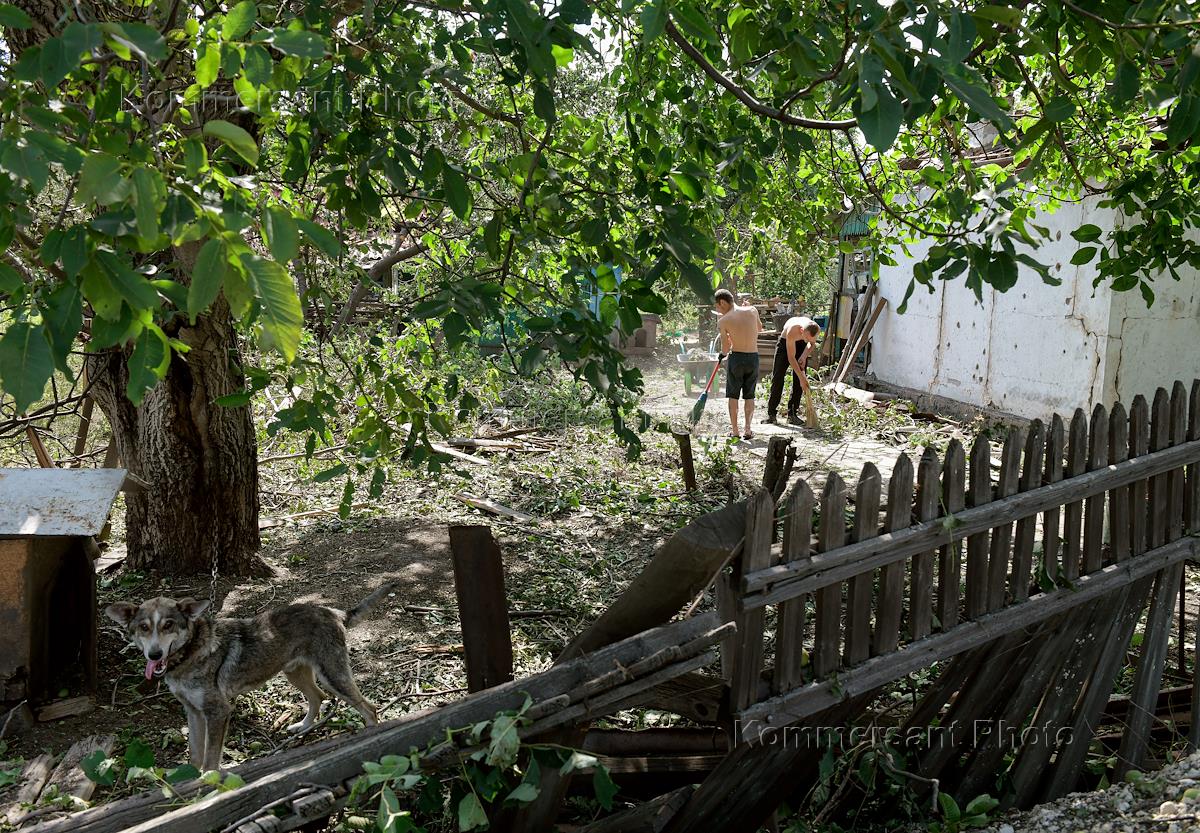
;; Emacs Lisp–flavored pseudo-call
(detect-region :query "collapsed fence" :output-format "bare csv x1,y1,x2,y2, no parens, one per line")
26,380,1200,833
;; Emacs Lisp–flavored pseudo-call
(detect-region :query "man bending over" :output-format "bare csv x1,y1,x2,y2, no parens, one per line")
714,289,762,439
765,316,821,425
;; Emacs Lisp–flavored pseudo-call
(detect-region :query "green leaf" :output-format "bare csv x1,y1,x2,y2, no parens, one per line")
0,3,33,28
203,120,259,166
486,714,520,767
640,0,666,43
672,4,719,46
1139,281,1155,307
98,252,161,310
132,168,161,240
1110,61,1139,105
223,0,257,40
941,71,1012,129
669,172,702,200
1166,95,1200,146
0,322,54,412
533,82,556,123
443,166,472,221
0,263,21,293
592,766,618,810
100,22,166,61
314,462,349,482
242,43,273,85
558,751,598,775
79,750,118,787
124,738,155,769
241,255,302,361
963,794,999,816
1043,95,1076,122
456,793,488,831
164,764,200,784
971,5,1022,27
506,781,539,803
77,153,125,204
125,326,169,404
43,280,83,372
264,208,300,262
1070,246,1097,265
270,28,326,59
296,218,341,258
857,83,903,151
678,261,713,300
188,238,228,323
1071,224,1102,242
196,44,220,87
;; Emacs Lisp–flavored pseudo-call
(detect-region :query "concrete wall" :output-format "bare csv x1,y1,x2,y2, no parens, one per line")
871,201,1120,420
871,196,1199,420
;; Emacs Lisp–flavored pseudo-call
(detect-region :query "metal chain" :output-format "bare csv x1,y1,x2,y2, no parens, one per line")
209,548,220,607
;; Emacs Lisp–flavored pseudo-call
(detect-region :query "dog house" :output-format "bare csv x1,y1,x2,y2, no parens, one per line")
0,468,125,703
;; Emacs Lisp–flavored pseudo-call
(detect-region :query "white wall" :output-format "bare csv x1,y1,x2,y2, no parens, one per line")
870,200,1129,421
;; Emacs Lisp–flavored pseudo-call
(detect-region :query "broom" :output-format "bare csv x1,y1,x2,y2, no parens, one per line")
805,390,818,428
689,354,725,426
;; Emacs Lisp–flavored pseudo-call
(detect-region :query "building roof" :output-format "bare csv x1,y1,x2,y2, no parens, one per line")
0,468,127,537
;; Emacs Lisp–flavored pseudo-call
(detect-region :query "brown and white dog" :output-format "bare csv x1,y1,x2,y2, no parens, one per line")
105,586,392,771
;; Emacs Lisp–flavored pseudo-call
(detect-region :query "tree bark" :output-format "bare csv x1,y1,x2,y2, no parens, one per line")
85,289,265,577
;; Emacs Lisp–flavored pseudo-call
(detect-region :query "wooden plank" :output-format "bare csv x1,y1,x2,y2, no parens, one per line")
911,449,939,639
813,474,846,679
454,493,535,523
1148,388,1172,550
430,443,492,467
1116,562,1183,777
1187,380,1200,534
872,454,913,657
1130,395,1150,557
939,440,967,627
45,735,116,805
987,431,1022,610
832,299,887,387
736,535,1199,735
1043,578,1152,800
3,752,55,825
831,283,876,385
955,606,1096,801
845,464,881,665
1006,599,1115,806
1109,403,1131,564
1011,422,1044,601
1061,409,1088,582
1082,405,1109,575
774,482,814,694
1042,415,1065,582
965,436,991,620
730,490,776,713
449,526,514,692
739,435,1200,611
576,786,695,833
35,696,95,723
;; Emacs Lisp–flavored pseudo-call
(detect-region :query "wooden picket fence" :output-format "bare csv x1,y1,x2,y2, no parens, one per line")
707,380,1200,817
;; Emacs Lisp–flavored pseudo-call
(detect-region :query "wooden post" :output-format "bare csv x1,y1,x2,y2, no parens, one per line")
448,525,514,692
730,490,775,713
673,431,698,492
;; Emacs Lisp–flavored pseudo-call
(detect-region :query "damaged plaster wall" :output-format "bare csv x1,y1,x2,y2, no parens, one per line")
870,200,1121,421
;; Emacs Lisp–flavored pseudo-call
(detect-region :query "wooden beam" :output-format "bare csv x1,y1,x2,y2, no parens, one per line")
740,437,1200,609
673,431,698,492
735,536,1199,737
449,526,514,692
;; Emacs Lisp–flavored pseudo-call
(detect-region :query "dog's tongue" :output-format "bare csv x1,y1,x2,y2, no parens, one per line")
144,658,163,680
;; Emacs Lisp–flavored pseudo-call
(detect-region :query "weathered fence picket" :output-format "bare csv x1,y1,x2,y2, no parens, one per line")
911,450,939,639
1129,395,1150,557
773,481,813,694
1083,405,1108,574
1011,423,1043,601
1108,403,1130,563
845,464,881,665
965,436,991,619
986,432,1022,610
1062,409,1088,581
1042,415,1065,581
939,441,966,625
813,474,845,678
872,455,913,656
729,490,775,712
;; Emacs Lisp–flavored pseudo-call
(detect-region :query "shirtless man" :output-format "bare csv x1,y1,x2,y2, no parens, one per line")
714,289,762,439
765,316,821,425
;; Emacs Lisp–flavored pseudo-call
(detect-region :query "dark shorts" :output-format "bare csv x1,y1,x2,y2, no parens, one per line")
725,351,760,400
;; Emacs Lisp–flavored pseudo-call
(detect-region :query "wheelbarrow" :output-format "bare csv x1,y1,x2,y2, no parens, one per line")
677,339,721,396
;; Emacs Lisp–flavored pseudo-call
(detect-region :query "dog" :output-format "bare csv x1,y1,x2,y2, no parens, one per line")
105,585,393,771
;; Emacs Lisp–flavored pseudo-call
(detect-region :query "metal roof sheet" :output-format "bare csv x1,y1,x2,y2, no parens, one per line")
0,468,127,537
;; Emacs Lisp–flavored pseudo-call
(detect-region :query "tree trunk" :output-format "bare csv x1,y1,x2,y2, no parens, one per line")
85,295,266,577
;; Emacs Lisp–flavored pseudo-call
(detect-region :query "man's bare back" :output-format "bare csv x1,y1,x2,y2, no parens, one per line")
718,305,762,353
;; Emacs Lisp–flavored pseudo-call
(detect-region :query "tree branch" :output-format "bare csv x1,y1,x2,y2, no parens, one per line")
664,19,856,131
